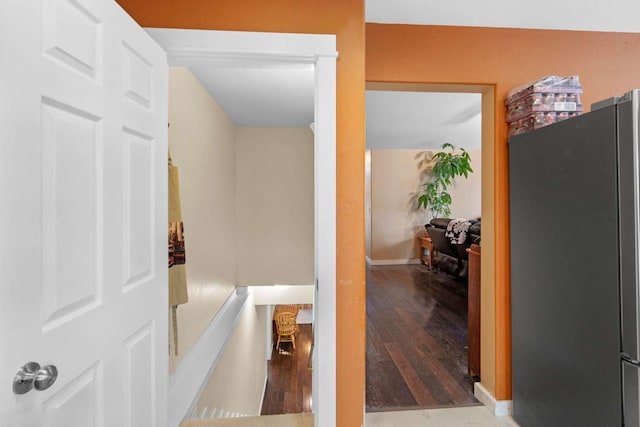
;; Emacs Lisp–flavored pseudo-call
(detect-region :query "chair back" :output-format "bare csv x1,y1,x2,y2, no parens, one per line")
275,312,297,335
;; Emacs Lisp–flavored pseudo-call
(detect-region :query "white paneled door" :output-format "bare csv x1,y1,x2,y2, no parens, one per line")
0,0,168,426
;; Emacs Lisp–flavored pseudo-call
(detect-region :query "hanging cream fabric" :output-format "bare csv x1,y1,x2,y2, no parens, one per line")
169,153,188,355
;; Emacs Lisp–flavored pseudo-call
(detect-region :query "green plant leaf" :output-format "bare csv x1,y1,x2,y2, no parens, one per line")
417,142,473,217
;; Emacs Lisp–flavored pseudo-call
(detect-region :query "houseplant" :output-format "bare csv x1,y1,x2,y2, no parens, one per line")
417,142,473,218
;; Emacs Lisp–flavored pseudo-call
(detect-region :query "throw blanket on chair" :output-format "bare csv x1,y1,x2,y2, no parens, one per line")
445,218,473,244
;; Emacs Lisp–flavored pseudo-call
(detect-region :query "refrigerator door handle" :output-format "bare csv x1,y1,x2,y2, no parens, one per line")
622,352,640,366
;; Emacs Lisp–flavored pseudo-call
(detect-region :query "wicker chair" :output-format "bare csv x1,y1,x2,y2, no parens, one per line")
284,305,301,334
275,312,297,352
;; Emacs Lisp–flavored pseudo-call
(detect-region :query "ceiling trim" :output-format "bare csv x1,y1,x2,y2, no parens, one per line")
165,49,319,65
367,81,493,94
146,28,338,65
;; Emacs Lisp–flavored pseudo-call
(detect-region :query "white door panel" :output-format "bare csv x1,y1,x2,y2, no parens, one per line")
0,0,168,425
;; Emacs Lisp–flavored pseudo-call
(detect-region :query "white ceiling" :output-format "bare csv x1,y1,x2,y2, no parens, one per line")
186,61,315,127
366,91,481,150
365,0,640,32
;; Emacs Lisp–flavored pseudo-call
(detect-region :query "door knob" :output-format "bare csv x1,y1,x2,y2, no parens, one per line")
12,362,40,394
12,362,58,394
34,365,58,391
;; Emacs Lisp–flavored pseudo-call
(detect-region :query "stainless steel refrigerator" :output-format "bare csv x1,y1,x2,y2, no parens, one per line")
509,89,640,427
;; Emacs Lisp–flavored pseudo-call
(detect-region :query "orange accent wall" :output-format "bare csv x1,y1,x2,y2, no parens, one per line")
115,1,365,425
366,23,640,400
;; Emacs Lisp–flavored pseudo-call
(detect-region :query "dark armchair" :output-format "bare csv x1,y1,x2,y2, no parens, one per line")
425,218,481,279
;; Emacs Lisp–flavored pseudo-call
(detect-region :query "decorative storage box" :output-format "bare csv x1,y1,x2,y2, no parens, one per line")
506,76,583,136
509,111,582,136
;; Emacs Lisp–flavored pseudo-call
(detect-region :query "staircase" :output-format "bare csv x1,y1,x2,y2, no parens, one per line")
180,413,313,426
190,406,251,420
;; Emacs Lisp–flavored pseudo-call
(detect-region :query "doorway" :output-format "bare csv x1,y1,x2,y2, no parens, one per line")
364,82,496,411
147,29,337,425
261,303,314,415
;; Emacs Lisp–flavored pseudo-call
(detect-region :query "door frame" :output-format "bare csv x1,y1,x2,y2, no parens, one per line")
146,28,337,425
365,81,498,405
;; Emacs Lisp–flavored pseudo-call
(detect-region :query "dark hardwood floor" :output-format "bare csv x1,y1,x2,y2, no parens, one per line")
260,266,475,415
366,263,478,412
261,322,313,415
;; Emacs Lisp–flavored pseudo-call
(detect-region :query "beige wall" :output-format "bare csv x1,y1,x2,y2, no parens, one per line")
447,149,482,221
169,69,314,410
370,148,481,262
168,67,237,372
235,127,314,286
196,298,267,416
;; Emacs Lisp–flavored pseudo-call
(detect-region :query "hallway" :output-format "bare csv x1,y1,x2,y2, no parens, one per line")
261,316,313,415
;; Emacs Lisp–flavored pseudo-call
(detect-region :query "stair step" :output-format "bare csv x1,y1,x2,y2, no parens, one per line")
181,413,313,427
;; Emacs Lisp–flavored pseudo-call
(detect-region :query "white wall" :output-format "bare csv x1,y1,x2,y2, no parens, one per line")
365,150,372,259
169,67,237,372
195,296,267,416
370,148,481,262
235,127,315,286
249,285,314,306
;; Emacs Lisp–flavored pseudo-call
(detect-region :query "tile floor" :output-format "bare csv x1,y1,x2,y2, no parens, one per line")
365,406,520,427
181,405,520,426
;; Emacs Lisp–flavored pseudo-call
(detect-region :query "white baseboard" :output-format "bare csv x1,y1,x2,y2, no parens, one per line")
366,257,421,266
474,382,512,417
258,371,268,415
168,288,248,427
